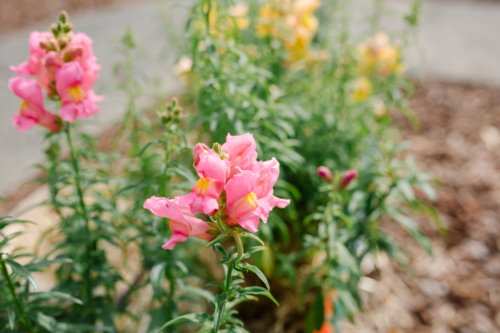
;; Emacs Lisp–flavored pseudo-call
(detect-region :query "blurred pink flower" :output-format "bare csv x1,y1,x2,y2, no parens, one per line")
9,77,60,132
55,62,102,122
63,33,101,91
221,133,259,179
317,166,332,182
224,158,290,232
10,31,56,93
339,169,358,190
179,152,230,215
144,196,213,250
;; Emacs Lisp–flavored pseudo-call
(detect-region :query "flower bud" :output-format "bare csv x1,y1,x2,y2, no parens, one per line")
59,11,68,24
338,169,358,190
64,45,84,62
44,51,63,68
39,39,56,51
317,166,332,182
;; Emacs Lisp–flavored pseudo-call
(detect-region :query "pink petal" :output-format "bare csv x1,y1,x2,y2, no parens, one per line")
225,169,258,207
143,196,188,223
8,77,44,108
222,133,259,178
193,143,212,167
12,114,37,132
162,232,189,250
10,62,31,76
253,158,280,199
197,152,229,184
59,103,79,123
55,62,85,95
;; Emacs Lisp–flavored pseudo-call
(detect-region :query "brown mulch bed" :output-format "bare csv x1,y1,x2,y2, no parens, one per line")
342,81,500,333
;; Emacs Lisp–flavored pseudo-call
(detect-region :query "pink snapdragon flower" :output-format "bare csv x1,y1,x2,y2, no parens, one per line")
144,196,213,250
9,77,61,132
10,31,57,93
221,133,259,179
224,158,290,232
62,33,101,91
55,61,102,122
179,152,230,215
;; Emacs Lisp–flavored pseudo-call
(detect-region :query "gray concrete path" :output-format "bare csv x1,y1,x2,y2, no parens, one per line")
1,0,500,196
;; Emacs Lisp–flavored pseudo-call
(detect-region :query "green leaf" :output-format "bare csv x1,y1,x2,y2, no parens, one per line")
139,139,160,156
240,232,265,246
207,233,229,248
337,289,359,314
35,312,57,331
157,313,210,331
150,262,166,300
30,291,83,305
7,307,15,329
397,179,415,201
5,259,37,291
335,243,360,275
238,263,270,291
206,281,224,289
305,292,324,333
24,257,72,271
239,286,279,306
213,293,227,333
183,284,215,302
388,209,433,256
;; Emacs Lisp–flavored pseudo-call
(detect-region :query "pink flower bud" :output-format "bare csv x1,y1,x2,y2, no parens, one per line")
339,169,358,190
317,166,332,182
44,51,63,68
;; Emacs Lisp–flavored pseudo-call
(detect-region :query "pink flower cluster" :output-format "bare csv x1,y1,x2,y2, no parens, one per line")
10,30,101,132
144,133,291,250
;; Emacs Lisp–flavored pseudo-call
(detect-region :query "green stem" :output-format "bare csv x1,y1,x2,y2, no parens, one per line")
0,255,33,332
64,123,95,323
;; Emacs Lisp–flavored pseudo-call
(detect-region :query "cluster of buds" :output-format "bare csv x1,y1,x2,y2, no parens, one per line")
158,98,183,127
317,166,358,191
144,133,290,249
357,32,405,77
9,11,101,132
256,0,321,64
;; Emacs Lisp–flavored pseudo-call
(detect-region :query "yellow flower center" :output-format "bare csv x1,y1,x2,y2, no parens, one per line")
69,86,84,103
19,101,29,114
243,192,258,210
195,178,211,196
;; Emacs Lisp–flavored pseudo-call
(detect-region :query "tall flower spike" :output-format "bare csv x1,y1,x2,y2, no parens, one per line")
144,196,213,250
9,77,61,132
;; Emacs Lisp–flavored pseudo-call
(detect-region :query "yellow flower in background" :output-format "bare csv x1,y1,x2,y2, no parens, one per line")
357,32,405,76
228,3,250,30
351,77,373,102
256,0,322,64
255,0,288,38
